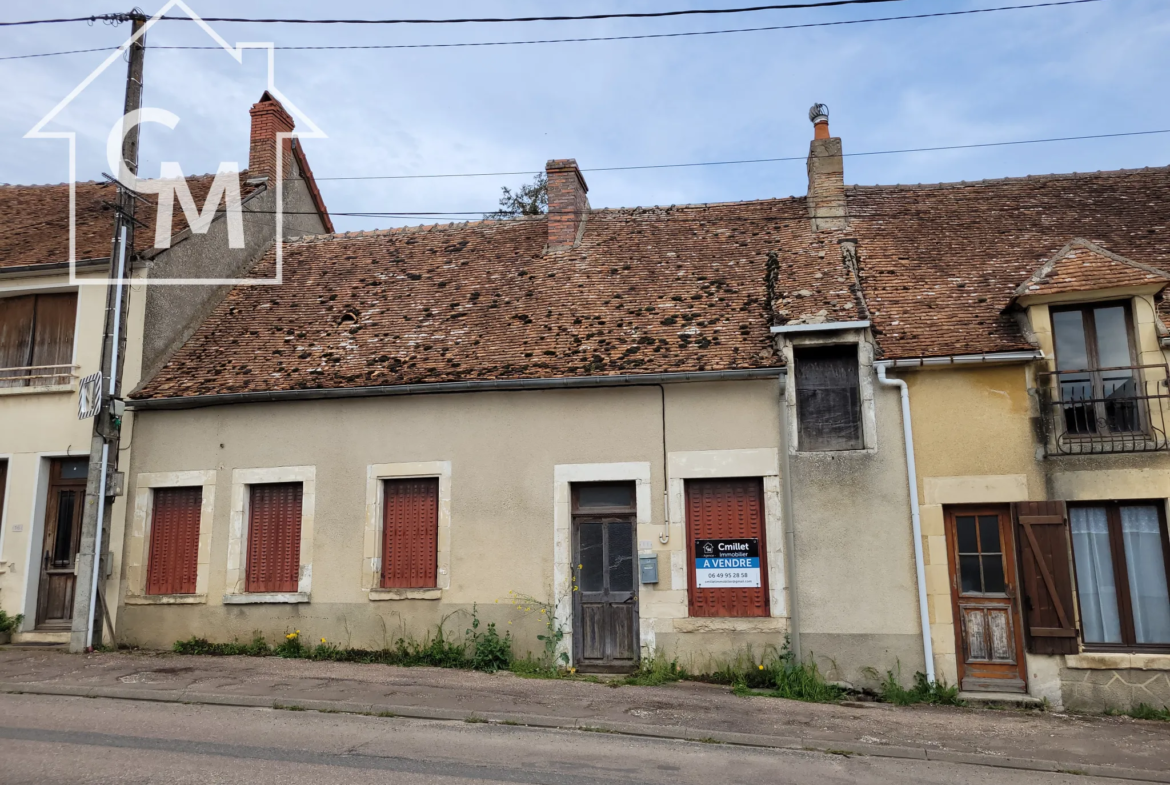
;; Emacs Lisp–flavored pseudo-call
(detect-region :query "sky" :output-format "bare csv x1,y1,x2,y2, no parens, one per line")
1,0,1167,232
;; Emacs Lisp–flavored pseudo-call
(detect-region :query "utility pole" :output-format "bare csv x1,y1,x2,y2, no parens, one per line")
70,12,147,653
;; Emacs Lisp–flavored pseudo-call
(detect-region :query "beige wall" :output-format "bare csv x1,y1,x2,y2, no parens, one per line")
117,380,797,667
0,266,145,632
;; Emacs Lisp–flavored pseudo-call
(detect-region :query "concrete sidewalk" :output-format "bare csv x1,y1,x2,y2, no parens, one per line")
1,649,1167,782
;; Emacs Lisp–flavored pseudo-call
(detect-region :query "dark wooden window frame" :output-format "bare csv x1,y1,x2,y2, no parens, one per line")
793,342,865,452
1069,500,1170,654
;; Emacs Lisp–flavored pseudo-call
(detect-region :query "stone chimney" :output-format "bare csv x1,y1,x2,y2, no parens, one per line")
545,158,589,250
806,103,846,232
249,91,295,184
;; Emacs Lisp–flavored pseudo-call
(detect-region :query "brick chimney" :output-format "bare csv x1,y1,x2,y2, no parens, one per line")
806,103,846,232
545,159,589,250
249,91,295,185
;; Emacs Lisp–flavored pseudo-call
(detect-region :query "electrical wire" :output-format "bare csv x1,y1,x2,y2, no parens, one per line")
313,128,1170,182
0,1,1109,61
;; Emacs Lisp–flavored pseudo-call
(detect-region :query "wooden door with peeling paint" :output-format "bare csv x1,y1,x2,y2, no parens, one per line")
945,505,1027,693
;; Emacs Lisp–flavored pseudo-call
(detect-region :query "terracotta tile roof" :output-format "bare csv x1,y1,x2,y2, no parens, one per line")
1013,238,1170,299
132,199,866,399
847,166,1170,359
0,174,263,270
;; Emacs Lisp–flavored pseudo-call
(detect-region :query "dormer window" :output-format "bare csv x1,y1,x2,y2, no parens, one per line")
1050,301,1140,436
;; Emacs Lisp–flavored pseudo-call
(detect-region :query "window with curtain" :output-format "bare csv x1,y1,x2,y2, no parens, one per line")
1070,502,1170,649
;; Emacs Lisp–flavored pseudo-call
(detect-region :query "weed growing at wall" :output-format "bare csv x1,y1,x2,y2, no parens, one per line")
704,640,844,702
1125,703,1170,722
504,591,569,673
874,667,964,707
467,604,513,673
0,610,24,634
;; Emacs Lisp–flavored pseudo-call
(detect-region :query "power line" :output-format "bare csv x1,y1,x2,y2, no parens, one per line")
313,129,1170,182
0,1,911,27
0,1,1109,61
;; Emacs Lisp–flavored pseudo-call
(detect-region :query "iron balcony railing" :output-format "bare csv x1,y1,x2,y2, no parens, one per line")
1038,364,1170,455
0,364,79,390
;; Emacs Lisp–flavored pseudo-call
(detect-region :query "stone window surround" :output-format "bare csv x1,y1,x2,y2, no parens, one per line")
362,461,452,601
666,448,787,625
775,328,878,454
224,465,315,605
553,462,652,661
124,470,217,605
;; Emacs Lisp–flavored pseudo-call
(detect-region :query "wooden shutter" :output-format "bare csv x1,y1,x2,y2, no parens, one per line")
1013,501,1079,654
0,294,35,387
686,478,769,617
382,478,439,589
246,483,303,593
30,293,77,386
795,345,863,451
146,486,203,595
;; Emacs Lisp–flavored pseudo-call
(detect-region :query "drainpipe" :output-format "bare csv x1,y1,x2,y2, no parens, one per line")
874,362,935,683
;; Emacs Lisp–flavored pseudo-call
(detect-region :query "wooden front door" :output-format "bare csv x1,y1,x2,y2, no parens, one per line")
36,458,89,628
946,506,1027,692
572,482,639,672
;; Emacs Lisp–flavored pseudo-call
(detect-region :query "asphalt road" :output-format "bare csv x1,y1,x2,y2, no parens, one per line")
0,694,1123,784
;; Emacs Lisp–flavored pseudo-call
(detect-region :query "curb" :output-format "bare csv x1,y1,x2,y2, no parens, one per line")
1,682,1166,783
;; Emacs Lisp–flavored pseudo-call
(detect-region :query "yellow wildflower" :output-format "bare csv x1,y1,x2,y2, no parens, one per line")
758,665,764,670
321,638,327,644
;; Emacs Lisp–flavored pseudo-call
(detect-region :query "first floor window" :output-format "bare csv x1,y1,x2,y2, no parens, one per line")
1070,502,1170,647
794,344,863,451
246,482,303,593
382,478,439,589
0,292,77,387
146,486,203,595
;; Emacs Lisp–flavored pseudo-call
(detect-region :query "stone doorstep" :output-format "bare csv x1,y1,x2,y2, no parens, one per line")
958,691,1044,708
0,682,1167,784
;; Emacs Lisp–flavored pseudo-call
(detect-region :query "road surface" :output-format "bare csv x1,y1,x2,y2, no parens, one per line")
0,693,1120,784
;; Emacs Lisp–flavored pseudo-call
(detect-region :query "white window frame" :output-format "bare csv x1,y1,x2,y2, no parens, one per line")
363,461,452,601
125,470,217,604
224,465,315,604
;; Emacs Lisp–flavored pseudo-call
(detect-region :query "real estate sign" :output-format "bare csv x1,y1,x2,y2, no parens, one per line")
694,538,760,588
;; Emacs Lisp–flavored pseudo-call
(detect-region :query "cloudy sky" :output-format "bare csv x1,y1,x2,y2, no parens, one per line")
1,0,1167,232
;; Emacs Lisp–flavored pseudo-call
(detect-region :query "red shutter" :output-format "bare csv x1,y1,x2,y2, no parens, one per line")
1013,501,1080,654
382,478,439,589
146,486,203,595
246,483,303,593
686,478,769,617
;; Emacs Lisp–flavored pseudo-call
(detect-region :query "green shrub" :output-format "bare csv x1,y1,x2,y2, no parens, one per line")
877,668,964,706
1128,703,1170,722
173,633,271,656
0,609,24,634
621,654,687,686
467,604,513,673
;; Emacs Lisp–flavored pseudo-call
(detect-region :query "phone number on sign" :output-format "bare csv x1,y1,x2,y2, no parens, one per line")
705,571,753,580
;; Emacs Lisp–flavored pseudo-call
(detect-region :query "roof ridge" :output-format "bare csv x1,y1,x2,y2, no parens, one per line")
592,194,803,214
0,171,248,190
846,164,1170,193
289,216,518,243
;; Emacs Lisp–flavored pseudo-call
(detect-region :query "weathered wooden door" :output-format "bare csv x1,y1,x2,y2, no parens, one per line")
36,458,89,628
572,483,639,672
946,506,1027,692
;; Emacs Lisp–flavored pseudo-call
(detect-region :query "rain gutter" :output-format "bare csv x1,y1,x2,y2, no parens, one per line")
128,368,787,411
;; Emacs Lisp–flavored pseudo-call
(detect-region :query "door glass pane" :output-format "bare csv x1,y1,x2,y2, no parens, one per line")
1053,310,1090,371
956,516,977,553
1119,506,1170,644
982,555,1006,594
60,459,88,480
1070,507,1123,643
578,522,604,592
607,522,634,593
978,516,1001,554
960,555,982,594
51,490,76,565
577,484,633,509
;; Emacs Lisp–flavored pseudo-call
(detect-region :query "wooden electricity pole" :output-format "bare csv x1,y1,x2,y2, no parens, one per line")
70,12,147,653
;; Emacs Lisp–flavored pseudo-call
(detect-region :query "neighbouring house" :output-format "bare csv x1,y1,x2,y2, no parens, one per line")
0,92,330,645
116,105,1170,712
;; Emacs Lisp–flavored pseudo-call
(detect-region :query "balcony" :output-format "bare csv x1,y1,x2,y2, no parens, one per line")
0,364,79,392
1038,364,1170,455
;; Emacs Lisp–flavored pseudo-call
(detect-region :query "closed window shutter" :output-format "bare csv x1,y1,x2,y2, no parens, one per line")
686,478,769,617
246,483,303,593
0,295,35,387
146,486,203,595
795,345,863,451
30,293,78,386
1013,501,1080,654
382,478,439,589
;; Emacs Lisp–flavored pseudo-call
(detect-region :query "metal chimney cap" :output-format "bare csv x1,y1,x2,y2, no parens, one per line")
809,103,829,123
